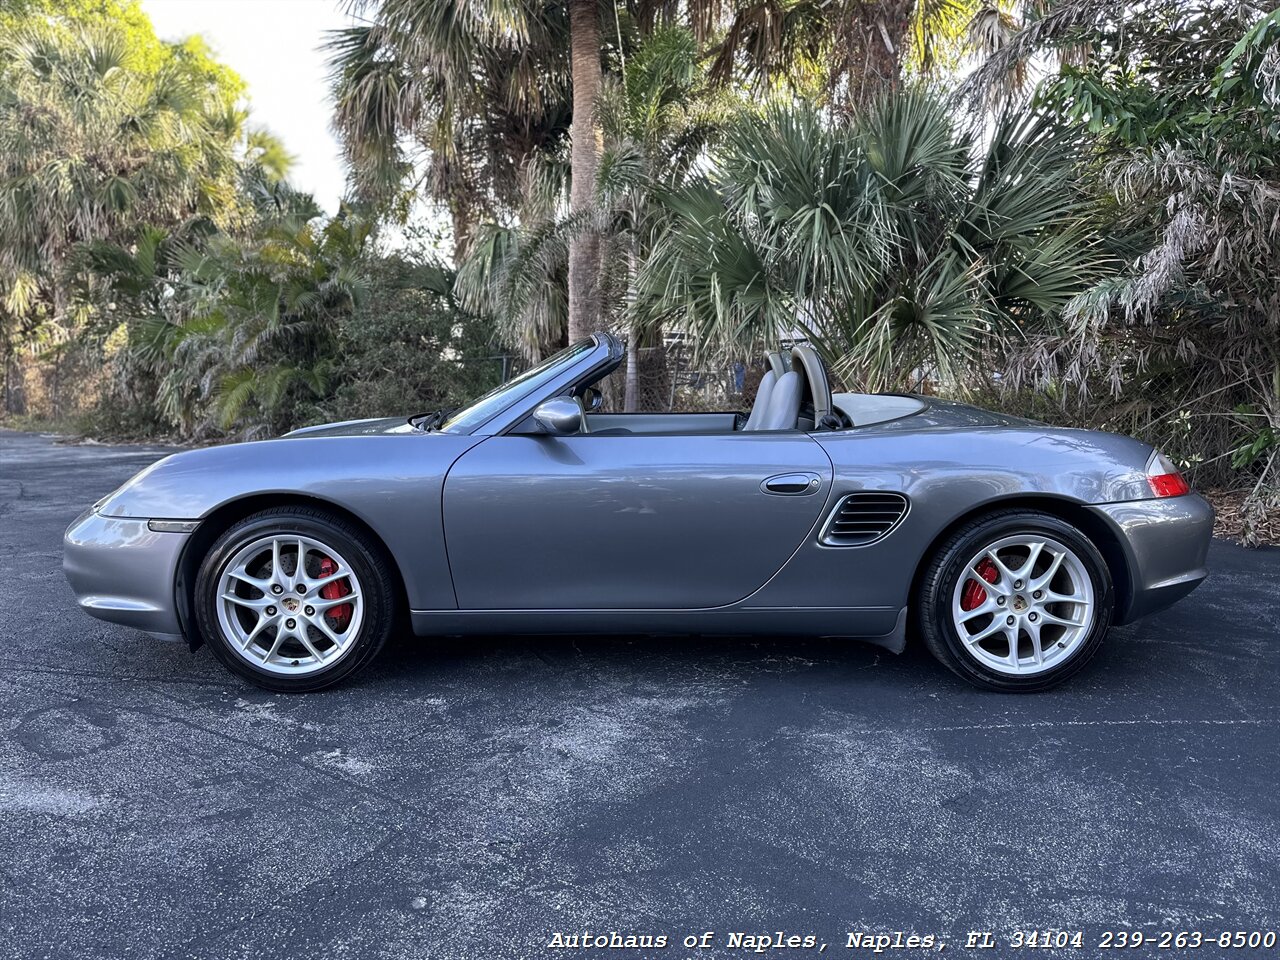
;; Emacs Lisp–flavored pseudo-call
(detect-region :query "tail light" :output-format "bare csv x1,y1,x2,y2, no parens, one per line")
1147,450,1190,498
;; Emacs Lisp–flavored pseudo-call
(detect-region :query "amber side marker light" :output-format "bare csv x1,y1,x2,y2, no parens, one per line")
1147,450,1191,498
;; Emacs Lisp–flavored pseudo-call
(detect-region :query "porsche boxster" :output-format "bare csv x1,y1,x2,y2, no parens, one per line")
64,332,1213,692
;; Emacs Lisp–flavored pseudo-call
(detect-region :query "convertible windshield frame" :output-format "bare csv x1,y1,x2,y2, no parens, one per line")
438,333,621,436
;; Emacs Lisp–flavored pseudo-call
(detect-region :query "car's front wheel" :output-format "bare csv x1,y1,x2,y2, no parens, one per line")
917,510,1114,692
194,507,397,692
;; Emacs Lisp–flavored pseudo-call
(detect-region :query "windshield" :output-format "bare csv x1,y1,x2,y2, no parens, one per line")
438,338,597,434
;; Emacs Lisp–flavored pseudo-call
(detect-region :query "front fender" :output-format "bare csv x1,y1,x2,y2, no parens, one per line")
96,433,483,610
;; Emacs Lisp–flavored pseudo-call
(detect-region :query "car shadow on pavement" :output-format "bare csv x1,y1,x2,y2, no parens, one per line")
367,628,968,691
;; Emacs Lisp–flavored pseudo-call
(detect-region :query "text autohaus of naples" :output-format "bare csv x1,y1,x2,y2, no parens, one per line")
545,930,945,950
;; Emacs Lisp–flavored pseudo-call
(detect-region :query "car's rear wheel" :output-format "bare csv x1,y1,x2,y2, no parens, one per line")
194,507,396,692
917,510,1113,692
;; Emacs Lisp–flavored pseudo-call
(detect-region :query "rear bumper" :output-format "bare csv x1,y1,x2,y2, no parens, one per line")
63,509,188,636
1088,493,1214,624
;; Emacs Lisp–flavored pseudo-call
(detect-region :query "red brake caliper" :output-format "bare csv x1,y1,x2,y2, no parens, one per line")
317,556,353,631
961,558,999,611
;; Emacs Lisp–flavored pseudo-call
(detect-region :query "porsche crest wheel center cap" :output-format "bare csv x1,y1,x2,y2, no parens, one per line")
1012,595,1028,611
282,596,300,613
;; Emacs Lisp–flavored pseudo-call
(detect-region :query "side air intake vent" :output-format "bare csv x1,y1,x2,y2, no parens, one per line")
820,492,909,546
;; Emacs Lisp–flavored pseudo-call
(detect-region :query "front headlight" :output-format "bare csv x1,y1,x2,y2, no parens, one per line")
93,485,126,513
92,457,171,516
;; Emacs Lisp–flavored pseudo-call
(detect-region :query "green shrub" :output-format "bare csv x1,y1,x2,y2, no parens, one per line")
311,258,505,425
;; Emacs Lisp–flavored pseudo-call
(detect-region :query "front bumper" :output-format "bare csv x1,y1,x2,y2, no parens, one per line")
63,509,189,636
1088,492,1214,624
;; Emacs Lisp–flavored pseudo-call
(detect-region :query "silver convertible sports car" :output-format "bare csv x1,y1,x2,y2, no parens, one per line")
65,333,1213,693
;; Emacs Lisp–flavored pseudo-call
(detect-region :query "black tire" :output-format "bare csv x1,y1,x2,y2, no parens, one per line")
194,506,397,692
916,510,1113,692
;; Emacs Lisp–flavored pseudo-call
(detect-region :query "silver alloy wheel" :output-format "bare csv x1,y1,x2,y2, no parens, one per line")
950,534,1095,676
215,534,365,676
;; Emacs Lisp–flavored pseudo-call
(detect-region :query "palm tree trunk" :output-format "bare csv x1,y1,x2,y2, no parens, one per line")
51,282,68,420
449,197,474,266
567,0,603,344
624,215,640,412
2,331,15,416
840,0,913,110
624,331,639,411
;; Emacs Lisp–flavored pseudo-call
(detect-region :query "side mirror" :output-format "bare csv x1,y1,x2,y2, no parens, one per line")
581,386,603,412
532,397,582,435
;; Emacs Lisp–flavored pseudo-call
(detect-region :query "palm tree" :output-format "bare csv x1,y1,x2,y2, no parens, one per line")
641,90,1112,391
329,0,613,340
0,17,247,414
331,0,1027,353
705,0,1022,110
88,184,373,438
327,1,574,265
599,25,732,407
455,25,728,385
567,0,605,341
203,203,373,437
329,1,714,346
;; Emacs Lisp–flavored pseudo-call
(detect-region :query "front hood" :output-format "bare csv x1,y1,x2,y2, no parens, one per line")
282,417,417,438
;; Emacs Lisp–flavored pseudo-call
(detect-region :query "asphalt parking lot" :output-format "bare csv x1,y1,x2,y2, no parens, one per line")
1,427,1278,960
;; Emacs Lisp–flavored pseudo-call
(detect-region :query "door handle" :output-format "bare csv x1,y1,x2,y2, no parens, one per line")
762,473,822,495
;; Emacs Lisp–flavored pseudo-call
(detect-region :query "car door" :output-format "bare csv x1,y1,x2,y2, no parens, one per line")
442,431,834,609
